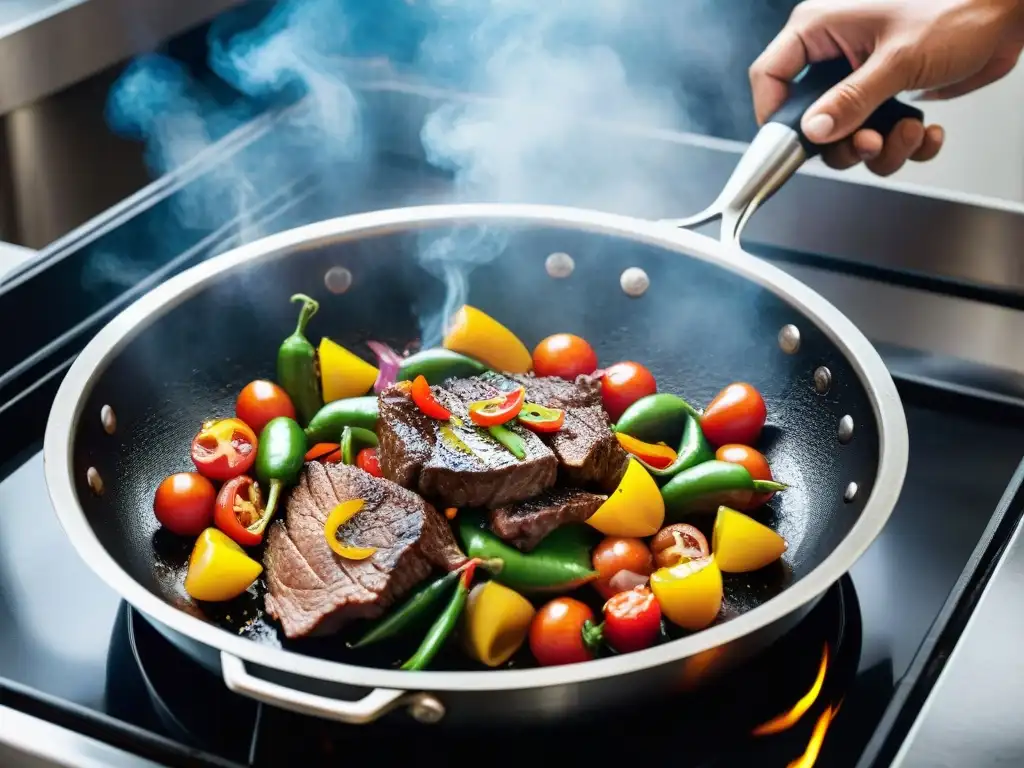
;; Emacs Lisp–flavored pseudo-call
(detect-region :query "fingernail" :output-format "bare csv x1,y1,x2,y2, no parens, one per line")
803,113,835,143
858,146,880,160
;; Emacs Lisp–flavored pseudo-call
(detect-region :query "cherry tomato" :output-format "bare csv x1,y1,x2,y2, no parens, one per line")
592,537,655,600
356,447,382,477
214,475,265,547
154,473,216,536
236,380,296,435
650,523,710,569
701,382,766,447
716,444,776,509
603,586,662,653
190,418,258,482
468,386,525,427
529,597,596,667
532,334,598,380
601,362,657,422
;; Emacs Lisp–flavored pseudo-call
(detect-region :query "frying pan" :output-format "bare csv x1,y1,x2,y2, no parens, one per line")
44,61,913,725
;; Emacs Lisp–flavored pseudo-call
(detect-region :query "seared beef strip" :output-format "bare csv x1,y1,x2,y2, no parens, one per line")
489,489,607,551
377,382,557,508
444,373,629,492
263,462,466,640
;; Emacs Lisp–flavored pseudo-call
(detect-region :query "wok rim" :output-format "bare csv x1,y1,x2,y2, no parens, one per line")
43,203,908,692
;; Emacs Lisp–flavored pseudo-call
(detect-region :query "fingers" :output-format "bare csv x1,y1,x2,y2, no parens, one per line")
749,28,810,125
820,122,945,174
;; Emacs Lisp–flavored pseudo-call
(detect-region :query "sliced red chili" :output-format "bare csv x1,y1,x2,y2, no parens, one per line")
214,475,265,547
356,447,382,477
323,449,343,464
190,418,258,481
305,442,340,462
411,375,451,420
517,402,565,433
468,386,525,427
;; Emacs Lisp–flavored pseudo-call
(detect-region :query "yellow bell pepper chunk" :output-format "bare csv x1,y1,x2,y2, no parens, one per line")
650,556,723,631
184,528,263,602
319,337,378,402
586,458,665,537
462,581,536,667
712,506,788,573
324,500,377,560
443,306,532,374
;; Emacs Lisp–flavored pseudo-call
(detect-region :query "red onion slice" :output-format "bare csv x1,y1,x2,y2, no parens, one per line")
367,341,403,393
608,569,650,594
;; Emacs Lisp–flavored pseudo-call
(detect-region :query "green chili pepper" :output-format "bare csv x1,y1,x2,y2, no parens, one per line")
638,415,714,479
277,294,324,427
340,426,379,465
614,393,702,445
457,514,598,592
660,460,787,518
397,349,489,384
351,570,459,649
488,424,526,459
401,562,477,671
251,416,307,535
303,396,379,445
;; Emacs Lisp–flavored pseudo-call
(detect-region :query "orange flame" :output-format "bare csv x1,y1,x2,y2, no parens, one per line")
786,701,842,768
753,644,829,736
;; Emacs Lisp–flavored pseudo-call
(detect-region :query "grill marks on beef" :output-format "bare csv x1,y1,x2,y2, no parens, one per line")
263,462,466,640
377,382,557,509
490,489,607,551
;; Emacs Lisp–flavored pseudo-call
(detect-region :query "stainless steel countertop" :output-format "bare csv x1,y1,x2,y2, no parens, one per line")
0,0,245,115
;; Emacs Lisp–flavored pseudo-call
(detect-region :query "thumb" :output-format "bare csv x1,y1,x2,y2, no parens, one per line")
801,49,912,144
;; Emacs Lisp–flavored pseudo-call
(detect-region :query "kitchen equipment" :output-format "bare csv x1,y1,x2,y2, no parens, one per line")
42,62,917,726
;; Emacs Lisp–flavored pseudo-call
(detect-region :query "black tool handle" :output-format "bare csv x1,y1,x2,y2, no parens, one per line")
768,58,925,157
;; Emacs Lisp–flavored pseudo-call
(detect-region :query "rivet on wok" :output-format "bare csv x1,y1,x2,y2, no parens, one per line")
838,415,855,444
408,694,446,724
778,324,801,354
545,252,575,279
324,266,353,294
620,267,650,298
86,467,104,496
843,482,859,503
100,405,117,435
813,367,832,394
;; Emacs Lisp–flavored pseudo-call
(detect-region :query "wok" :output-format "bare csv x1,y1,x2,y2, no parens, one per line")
44,62,912,726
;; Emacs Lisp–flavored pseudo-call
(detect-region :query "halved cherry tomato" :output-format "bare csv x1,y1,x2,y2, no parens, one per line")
517,402,565,433
356,447,382,477
411,375,451,420
701,383,766,447
532,334,598,380
530,597,596,667
236,380,296,435
650,523,710,568
603,586,662,653
468,386,525,427
592,537,655,600
601,362,657,422
715,444,776,509
214,475,265,547
190,418,258,481
154,472,216,536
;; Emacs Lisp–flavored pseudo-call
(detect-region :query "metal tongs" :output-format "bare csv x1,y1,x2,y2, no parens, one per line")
661,59,924,245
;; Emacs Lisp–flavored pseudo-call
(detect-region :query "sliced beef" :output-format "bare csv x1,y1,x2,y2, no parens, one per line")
489,489,606,551
263,462,466,640
376,383,557,509
445,373,629,492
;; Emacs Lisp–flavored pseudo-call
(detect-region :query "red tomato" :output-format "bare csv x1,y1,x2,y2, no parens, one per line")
190,418,258,482
356,447,382,477
236,380,296,435
592,537,655,600
601,362,657,422
214,475,265,547
701,383,766,447
651,523,710,568
154,473,216,536
532,334,598,380
603,586,662,653
529,598,596,667
716,444,776,509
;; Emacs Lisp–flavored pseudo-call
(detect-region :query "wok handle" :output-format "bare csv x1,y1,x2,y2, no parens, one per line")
768,58,925,157
220,652,445,724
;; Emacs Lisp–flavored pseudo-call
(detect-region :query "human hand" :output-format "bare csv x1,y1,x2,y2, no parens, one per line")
750,0,1024,175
